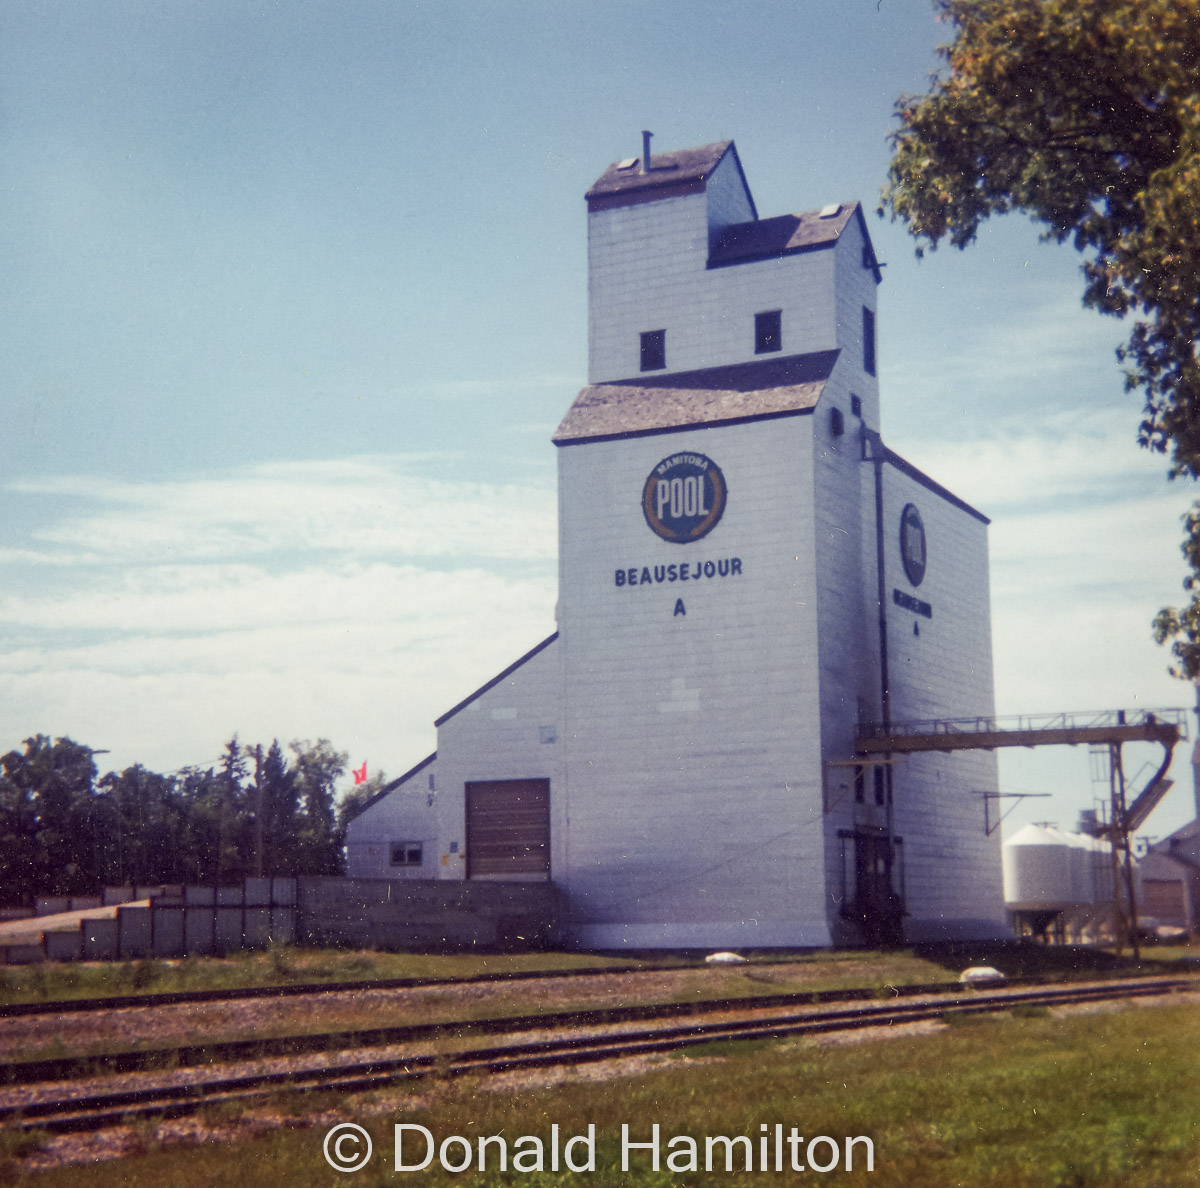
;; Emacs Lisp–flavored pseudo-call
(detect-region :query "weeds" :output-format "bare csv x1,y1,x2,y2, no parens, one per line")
1011,1003,1051,1019
0,1128,48,1162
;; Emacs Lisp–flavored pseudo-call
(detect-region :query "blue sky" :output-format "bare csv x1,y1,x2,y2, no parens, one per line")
2,1,1196,841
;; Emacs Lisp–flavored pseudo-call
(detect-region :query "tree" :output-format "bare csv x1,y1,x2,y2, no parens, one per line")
337,770,389,837
0,737,98,900
289,739,348,876
882,0,1200,674
97,765,186,886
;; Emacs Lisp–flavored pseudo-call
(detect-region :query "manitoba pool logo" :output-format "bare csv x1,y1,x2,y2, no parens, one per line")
642,452,727,544
899,503,927,586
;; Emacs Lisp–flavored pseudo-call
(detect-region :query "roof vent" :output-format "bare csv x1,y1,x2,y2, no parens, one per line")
616,157,638,170
641,130,653,174
818,203,842,219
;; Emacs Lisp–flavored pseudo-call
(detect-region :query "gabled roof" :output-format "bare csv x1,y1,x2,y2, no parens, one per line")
554,350,839,446
586,141,752,214
434,632,559,727
343,751,436,823
711,204,853,262
884,446,990,525
709,202,881,281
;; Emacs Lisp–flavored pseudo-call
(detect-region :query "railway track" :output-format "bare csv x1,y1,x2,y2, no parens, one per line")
3,953,1191,1020
0,961,670,1019
3,976,1193,1137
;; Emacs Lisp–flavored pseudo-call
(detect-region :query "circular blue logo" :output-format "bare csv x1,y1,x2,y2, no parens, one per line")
900,503,927,586
642,452,727,544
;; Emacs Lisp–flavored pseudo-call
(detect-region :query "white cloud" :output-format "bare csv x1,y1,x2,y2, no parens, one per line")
1,457,559,780
893,406,1174,509
9,455,557,564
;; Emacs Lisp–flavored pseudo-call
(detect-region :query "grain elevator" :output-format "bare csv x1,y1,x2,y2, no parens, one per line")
345,138,1010,948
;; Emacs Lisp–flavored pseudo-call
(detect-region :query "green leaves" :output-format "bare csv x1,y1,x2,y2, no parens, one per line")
0,734,355,902
885,0,1200,677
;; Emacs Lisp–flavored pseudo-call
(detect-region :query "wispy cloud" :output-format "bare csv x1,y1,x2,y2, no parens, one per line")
8,455,557,564
1,456,558,776
892,405,1182,514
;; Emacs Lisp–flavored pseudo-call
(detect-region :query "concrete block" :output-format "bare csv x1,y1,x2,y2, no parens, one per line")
244,907,271,948
68,896,102,912
82,917,119,961
184,907,216,955
34,897,70,917
184,885,215,906
217,886,244,906
215,907,244,953
269,907,296,946
103,886,135,906
244,878,271,907
3,943,45,965
118,905,151,958
295,876,563,951
151,907,185,958
271,877,297,906
45,930,83,962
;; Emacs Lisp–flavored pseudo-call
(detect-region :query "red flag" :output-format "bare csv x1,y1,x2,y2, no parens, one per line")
353,762,367,785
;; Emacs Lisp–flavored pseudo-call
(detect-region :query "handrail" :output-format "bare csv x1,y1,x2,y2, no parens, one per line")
858,708,1188,741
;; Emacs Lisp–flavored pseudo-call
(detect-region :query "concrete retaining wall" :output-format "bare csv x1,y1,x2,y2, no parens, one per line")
5,876,562,962
297,877,563,950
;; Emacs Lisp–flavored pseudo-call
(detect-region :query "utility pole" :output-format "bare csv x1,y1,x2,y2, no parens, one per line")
1111,741,1140,960
253,744,264,880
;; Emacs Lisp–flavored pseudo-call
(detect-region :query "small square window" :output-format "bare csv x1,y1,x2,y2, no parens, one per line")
390,841,423,867
755,310,782,354
850,394,862,417
539,725,557,744
862,307,876,376
640,329,666,372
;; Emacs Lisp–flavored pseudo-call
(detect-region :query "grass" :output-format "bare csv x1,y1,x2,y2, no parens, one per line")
0,948,658,1007
4,941,1198,1068
7,938,1190,1009
10,997,1200,1186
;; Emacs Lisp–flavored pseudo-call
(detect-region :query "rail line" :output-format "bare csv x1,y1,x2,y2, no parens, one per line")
4,976,1193,1137
3,953,1188,1021
0,961,675,1019
0,976,1002,1085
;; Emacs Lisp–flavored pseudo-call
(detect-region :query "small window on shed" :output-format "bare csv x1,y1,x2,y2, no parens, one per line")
640,329,666,372
390,841,423,867
862,307,877,376
829,406,844,436
755,309,782,354
851,393,862,417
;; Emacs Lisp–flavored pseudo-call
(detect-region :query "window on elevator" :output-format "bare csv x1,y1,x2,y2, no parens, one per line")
640,329,666,372
862,307,877,376
390,841,423,867
755,309,782,354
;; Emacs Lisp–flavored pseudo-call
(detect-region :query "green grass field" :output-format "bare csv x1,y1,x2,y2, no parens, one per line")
2,939,1194,1008
7,992,1200,1186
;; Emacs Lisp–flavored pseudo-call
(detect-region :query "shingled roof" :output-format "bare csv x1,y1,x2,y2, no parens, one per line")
553,350,839,445
586,141,753,214
710,203,859,266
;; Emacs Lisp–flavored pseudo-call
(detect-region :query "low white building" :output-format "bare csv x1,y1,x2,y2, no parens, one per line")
346,138,1010,948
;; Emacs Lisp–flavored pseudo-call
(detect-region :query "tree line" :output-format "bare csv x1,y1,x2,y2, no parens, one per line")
883,0,1200,675
0,734,378,905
